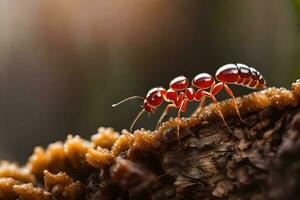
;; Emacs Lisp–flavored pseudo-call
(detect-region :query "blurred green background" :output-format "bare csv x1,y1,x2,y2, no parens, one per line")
0,1,299,163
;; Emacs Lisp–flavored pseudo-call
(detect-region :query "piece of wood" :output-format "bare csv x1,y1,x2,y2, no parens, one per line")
1,81,300,200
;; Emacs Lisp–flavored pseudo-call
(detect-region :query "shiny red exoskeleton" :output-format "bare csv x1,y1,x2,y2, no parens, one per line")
215,63,265,89
112,63,266,142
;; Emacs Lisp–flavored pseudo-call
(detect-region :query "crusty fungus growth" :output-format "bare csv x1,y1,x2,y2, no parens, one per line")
0,80,299,200
64,135,90,169
91,127,119,149
110,131,134,157
44,170,83,200
0,178,18,199
13,183,51,200
0,161,35,184
26,147,49,180
86,147,114,169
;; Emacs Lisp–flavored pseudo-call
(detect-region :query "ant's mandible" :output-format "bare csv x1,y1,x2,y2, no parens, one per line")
112,63,266,142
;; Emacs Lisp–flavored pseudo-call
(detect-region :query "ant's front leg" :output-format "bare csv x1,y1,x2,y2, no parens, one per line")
156,104,177,130
195,89,206,115
175,98,188,145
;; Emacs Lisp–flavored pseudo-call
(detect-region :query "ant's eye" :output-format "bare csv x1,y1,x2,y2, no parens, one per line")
170,76,188,91
146,88,163,107
192,73,214,89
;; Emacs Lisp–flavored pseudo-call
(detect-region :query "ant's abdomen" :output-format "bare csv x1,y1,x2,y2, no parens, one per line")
236,64,266,89
216,63,266,89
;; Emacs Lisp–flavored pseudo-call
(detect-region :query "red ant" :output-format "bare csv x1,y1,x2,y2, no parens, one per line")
112,63,266,142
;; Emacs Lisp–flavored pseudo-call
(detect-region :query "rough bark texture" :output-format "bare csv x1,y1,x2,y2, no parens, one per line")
84,81,300,200
1,81,300,200
92,107,299,200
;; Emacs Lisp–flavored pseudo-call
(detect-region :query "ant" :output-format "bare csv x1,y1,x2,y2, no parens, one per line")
112,63,266,142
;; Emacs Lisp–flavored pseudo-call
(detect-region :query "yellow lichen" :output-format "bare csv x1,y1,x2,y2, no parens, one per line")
0,161,35,184
131,130,156,151
13,183,51,200
91,127,119,149
111,130,134,157
64,135,90,169
0,178,18,200
46,142,67,173
44,170,82,200
192,85,299,119
85,147,114,169
27,147,49,179
292,79,300,99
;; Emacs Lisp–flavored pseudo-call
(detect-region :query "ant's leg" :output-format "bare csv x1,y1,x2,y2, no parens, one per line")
223,84,251,125
202,91,232,132
198,96,206,114
211,82,250,125
156,104,177,129
130,109,146,132
176,99,188,144
210,81,216,93
180,98,188,112
210,82,224,96
194,89,206,115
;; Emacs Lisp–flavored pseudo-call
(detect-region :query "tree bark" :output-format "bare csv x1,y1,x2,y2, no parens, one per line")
90,81,300,200
1,81,300,200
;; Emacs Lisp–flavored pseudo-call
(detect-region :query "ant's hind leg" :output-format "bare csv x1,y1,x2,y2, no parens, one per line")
156,104,176,130
223,84,252,126
215,102,232,133
202,91,233,133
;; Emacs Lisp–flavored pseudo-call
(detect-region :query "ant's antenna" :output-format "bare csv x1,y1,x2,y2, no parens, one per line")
130,109,146,132
112,96,145,107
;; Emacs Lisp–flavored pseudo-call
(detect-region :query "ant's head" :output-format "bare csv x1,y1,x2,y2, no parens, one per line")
192,73,214,89
170,76,188,91
112,87,166,132
144,87,166,112
143,100,154,112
